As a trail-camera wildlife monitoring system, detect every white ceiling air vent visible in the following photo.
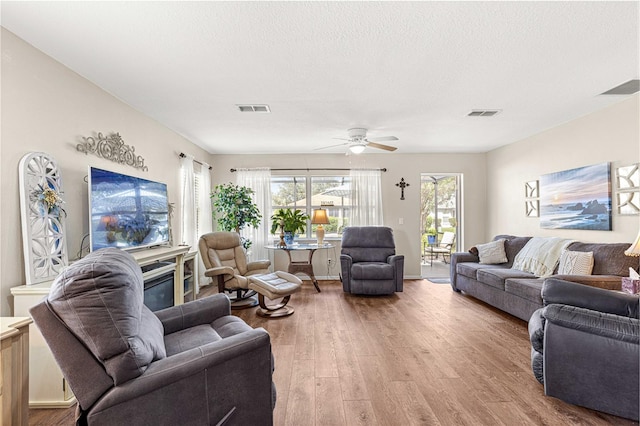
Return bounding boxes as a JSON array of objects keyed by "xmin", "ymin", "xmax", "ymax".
[
  {"xmin": 236, "ymin": 104, "xmax": 271, "ymax": 113},
  {"xmin": 467, "ymin": 109, "xmax": 501, "ymax": 117},
  {"xmin": 600, "ymin": 79, "xmax": 640, "ymax": 95}
]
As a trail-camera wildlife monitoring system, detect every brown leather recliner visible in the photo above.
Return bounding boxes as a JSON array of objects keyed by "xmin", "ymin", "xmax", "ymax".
[{"xmin": 199, "ymin": 231, "xmax": 271, "ymax": 308}]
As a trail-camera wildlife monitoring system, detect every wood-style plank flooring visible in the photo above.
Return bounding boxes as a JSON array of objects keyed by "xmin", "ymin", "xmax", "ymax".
[{"xmin": 29, "ymin": 279, "xmax": 637, "ymax": 425}]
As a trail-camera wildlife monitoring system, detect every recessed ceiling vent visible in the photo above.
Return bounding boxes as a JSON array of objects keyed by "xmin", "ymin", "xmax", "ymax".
[
  {"xmin": 467, "ymin": 109, "xmax": 501, "ymax": 117},
  {"xmin": 600, "ymin": 79, "xmax": 640, "ymax": 95},
  {"xmin": 236, "ymin": 104, "xmax": 271, "ymax": 113}
]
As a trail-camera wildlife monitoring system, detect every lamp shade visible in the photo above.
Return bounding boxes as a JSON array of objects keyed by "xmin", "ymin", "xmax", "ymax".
[
  {"xmin": 625, "ymin": 230, "xmax": 640, "ymax": 257},
  {"xmin": 311, "ymin": 208, "xmax": 330, "ymax": 224}
]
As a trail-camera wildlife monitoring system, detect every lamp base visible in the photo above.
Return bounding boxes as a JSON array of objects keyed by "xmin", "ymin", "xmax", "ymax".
[{"xmin": 316, "ymin": 225, "xmax": 325, "ymax": 245}]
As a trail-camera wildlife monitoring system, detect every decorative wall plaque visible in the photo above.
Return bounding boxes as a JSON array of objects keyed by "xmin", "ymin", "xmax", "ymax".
[
  {"xmin": 77, "ymin": 132, "xmax": 148, "ymax": 171},
  {"xmin": 19, "ymin": 152, "xmax": 69, "ymax": 285},
  {"xmin": 616, "ymin": 163, "xmax": 639, "ymax": 215}
]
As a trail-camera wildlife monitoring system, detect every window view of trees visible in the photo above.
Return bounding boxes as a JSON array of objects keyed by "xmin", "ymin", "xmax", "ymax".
[
  {"xmin": 421, "ymin": 175, "xmax": 458, "ymax": 249},
  {"xmin": 270, "ymin": 175, "xmax": 350, "ymax": 238}
]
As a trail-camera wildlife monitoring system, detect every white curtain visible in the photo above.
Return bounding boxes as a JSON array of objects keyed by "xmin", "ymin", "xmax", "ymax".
[
  {"xmin": 180, "ymin": 154, "xmax": 196, "ymax": 247},
  {"xmin": 236, "ymin": 168, "xmax": 272, "ymax": 261},
  {"xmin": 196, "ymin": 162, "xmax": 213, "ymax": 290},
  {"xmin": 349, "ymin": 169, "xmax": 384, "ymax": 226}
]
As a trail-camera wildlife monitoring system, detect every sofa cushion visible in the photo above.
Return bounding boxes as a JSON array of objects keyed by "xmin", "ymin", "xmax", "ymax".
[
  {"xmin": 457, "ymin": 262, "xmax": 506, "ymax": 280},
  {"xmin": 477, "ymin": 239, "xmax": 508, "ymax": 264},
  {"xmin": 502, "ymin": 236, "xmax": 533, "ymax": 268},
  {"xmin": 566, "ymin": 242, "xmax": 638, "ymax": 276},
  {"xmin": 48, "ymin": 248, "xmax": 166, "ymax": 385},
  {"xmin": 558, "ymin": 250, "xmax": 594, "ymax": 275},
  {"xmin": 505, "ymin": 278, "xmax": 544, "ymax": 304},
  {"xmin": 477, "ymin": 268, "xmax": 536, "ymax": 290}
]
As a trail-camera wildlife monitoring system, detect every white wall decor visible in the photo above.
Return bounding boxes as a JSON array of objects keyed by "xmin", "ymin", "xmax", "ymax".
[
  {"xmin": 19, "ymin": 152, "xmax": 69, "ymax": 285},
  {"xmin": 616, "ymin": 163, "xmax": 639, "ymax": 215},
  {"xmin": 77, "ymin": 132, "xmax": 148, "ymax": 171},
  {"xmin": 525, "ymin": 180, "xmax": 539, "ymax": 217}
]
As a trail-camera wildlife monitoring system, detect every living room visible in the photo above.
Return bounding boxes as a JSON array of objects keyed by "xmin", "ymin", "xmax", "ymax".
[{"xmin": 1, "ymin": 2, "xmax": 639, "ymax": 425}]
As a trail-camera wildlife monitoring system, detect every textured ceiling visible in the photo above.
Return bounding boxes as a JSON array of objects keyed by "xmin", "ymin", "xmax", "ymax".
[{"xmin": 1, "ymin": 1, "xmax": 638, "ymax": 155}]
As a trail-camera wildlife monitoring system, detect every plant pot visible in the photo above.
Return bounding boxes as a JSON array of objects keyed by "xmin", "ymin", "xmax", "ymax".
[
  {"xmin": 427, "ymin": 235, "xmax": 437, "ymax": 245},
  {"xmin": 283, "ymin": 231, "xmax": 295, "ymax": 246}
]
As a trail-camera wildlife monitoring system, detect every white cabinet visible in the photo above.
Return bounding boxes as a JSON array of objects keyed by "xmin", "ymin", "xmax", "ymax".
[{"xmin": 11, "ymin": 245, "xmax": 198, "ymax": 408}]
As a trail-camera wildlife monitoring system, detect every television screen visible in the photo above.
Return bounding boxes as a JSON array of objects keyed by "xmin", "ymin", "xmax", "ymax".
[{"xmin": 89, "ymin": 167, "xmax": 170, "ymax": 251}]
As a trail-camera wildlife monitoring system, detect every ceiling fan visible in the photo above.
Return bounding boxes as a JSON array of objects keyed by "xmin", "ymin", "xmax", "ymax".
[{"xmin": 316, "ymin": 128, "xmax": 398, "ymax": 154}]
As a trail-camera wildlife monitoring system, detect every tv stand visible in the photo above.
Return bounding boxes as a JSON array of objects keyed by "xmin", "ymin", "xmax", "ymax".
[{"xmin": 11, "ymin": 245, "xmax": 198, "ymax": 408}]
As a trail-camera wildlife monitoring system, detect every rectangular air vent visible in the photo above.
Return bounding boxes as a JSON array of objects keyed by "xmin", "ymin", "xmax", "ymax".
[
  {"xmin": 236, "ymin": 104, "xmax": 271, "ymax": 113},
  {"xmin": 600, "ymin": 79, "xmax": 640, "ymax": 95},
  {"xmin": 467, "ymin": 109, "xmax": 501, "ymax": 117}
]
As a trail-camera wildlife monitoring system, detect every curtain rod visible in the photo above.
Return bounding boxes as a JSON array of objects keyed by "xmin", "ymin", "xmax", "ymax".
[
  {"xmin": 179, "ymin": 153, "xmax": 212, "ymax": 170},
  {"xmin": 230, "ymin": 167, "xmax": 387, "ymax": 172}
]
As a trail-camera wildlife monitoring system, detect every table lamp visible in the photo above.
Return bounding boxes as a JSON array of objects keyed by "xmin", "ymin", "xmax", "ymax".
[
  {"xmin": 311, "ymin": 208, "xmax": 330, "ymax": 245},
  {"xmin": 625, "ymin": 230, "xmax": 640, "ymax": 257}
]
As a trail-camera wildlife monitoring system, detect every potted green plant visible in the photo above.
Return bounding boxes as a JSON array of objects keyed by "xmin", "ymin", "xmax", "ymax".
[
  {"xmin": 210, "ymin": 183, "xmax": 261, "ymax": 250},
  {"xmin": 426, "ymin": 227, "xmax": 438, "ymax": 245},
  {"xmin": 270, "ymin": 208, "xmax": 309, "ymax": 245}
]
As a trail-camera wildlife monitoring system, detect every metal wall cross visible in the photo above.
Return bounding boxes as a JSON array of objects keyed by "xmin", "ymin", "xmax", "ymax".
[{"xmin": 395, "ymin": 177, "xmax": 410, "ymax": 200}]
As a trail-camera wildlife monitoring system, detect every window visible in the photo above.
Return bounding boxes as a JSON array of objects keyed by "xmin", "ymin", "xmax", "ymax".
[{"xmin": 270, "ymin": 175, "xmax": 350, "ymax": 238}]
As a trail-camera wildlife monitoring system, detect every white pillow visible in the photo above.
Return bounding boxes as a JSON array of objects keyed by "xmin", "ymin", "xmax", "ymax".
[
  {"xmin": 477, "ymin": 239, "xmax": 508, "ymax": 264},
  {"xmin": 558, "ymin": 250, "xmax": 594, "ymax": 275}
]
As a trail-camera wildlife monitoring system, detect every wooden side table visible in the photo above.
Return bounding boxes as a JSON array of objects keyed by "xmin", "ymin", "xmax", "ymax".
[{"xmin": 1, "ymin": 317, "xmax": 32, "ymax": 426}]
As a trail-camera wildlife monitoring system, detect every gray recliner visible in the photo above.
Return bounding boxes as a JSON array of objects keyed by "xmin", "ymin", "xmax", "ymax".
[
  {"xmin": 340, "ymin": 226, "xmax": 404, "ymax": 295},
  {"xmin": 529, "ymin": 278, "xmax": 639, "ymax": 421},
  {"xmin": 30, "ymin": 248, "xmax": 275, "ymax": 426}
]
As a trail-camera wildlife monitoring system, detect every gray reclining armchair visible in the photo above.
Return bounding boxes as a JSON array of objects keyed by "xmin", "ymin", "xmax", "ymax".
[
  {"xmin": 30, "ymin": 248, "xmax": 275, "ymax": 426},
  {"xmin": 529, "ymin": 278, "xmax": 639, "ymax": 421},
  {"xmin": 340, "ymin": 226, "xmax": 404, "ymax": 295}
]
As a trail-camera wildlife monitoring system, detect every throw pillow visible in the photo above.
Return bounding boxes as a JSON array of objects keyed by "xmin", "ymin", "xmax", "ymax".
[
  {"xmin": 476, "ymin": 239, "xmax": 508, "ymax": 264},
  {"xmin": 558, "ymin": 250, "xmax": 594, "ymax": 275}
]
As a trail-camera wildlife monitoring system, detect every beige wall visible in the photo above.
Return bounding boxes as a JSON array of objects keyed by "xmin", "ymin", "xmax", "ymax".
[
  {"xmin": 486, "ymin": 94, "xmax": 640, "ymax": 243},
  {"xmin": 0, "ymin": 28, "xmax": 211, "ymax": 315},
  {"xmin": 211, "ymin": 153, "xmax": 488, "ymax": 279}
]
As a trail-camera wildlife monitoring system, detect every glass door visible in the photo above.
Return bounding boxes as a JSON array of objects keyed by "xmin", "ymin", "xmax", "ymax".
[{"xmin": 420, "ymin": 174, "xmax": 462, "ymax": 281}]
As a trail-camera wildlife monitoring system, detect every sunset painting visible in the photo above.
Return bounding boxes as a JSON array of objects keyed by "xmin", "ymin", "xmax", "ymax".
[{"xmin": 540, "ymin": 163, "xmax": 611, "ymax": 230}]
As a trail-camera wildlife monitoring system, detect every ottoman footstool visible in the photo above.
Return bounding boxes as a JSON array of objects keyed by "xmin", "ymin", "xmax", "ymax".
[{"xmin": 248, "ymin": 271, "xmax": 303, "ymax": 317}]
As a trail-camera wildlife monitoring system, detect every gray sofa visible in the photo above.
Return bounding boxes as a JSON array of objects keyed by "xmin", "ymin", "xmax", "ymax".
[
  {"xmin": 529, "ymin": 278, "xmax": 639, "ymax": 420},
  {"xmin": 450, "ymin": 235, "xmax": 638, "ymax": 322}
]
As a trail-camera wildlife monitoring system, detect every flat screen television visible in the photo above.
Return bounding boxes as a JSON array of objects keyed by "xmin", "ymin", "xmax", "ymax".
[{"xmin": 88, "ymin": 167, "xmax": 170, "ymax": 251}]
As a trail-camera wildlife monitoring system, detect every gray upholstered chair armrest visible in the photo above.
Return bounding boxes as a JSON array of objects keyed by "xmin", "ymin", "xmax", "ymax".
[
  {"xmin": 155, "ymin": 294, "xmax": 231, "ymax": 334},
  {"xmin": 450, "ymin": 252, "xmax": 479, "ymax": 292},
  {"xmin": 550, "ymin": 274, "xmax": 622, "ymax": 291},
  {"xmin": 92, "ymin": 328, "xmax": 271, "ymax": 409},
  {"xmin": 542, "ymin": 304, "xmax": 640, "ymax": 344},
  {"xmin": 247, "ymin": 260, "xmax": 271, "ymax": 272},
  {"xmin": 528, "ymin": 308, "xmax": 545, "ymax": 353},
  {"xmin": 387, "ymin": 254, "xmax": 404, "ymax": 265},
  {"xmin": 340, "ymin": 254, "xmax": 353, "ymax": 291},
  {"xmin": 542, "ymin": 278, "xmax": 640, "ymax": 318},
  {"xmin": 204, "ymin": 265, "xmax": 235, "ymax": 277}
]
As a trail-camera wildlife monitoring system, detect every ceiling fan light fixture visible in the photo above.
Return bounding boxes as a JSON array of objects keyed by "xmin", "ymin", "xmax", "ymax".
[{"xmin": 349, "ymin": 143, "xmax": 366, "ymax": 154}]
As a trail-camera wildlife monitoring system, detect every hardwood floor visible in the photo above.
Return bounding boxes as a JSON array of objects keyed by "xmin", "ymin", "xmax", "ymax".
[{"xmin": 29, "ymin": 279, "xmax": 637, "ymax": 425}]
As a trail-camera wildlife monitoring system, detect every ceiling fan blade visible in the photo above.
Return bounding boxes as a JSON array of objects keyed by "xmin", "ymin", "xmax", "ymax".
[
  {"xmin": 314, "ymin": 142, "xmax": 349, "ymax": 151},
  {"xmin": 367, "ymin": 142, "xmax": 397, "ymax": 152},
  {"xmin": 366, "ymin": 136, "xmax": 398, "ymax": 142}
]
